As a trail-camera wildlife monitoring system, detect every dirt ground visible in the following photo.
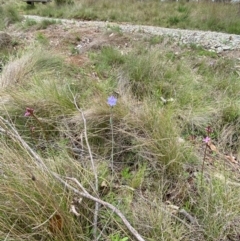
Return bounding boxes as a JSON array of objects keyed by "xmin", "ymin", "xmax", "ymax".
[
  {"xmin": 6, "ymin": 15, "xmax": 240, "ymax": 70},
  {"xmin": 10, "ymin": 22, "xmax": 137, "ymax": 67}
]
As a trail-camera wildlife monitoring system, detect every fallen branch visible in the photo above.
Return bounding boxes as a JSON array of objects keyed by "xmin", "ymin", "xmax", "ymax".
[
  {"xmin": 54, "ymin": 175, "xmax": 146, "ymax": 241},
  {"xmin": 69, "ymin": 89, "xmax": 99, "ymax": 241}
]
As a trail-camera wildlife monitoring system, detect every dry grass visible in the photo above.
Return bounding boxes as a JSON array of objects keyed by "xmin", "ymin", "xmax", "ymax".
[{"xmin": 0, "ymin": 48, "xmax": 66, "ymax": 88}]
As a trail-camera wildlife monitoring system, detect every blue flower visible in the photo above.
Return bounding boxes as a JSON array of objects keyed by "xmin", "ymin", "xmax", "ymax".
[{"xmin": 107, "ymin": 96, "xmax": 117, "ymax": 107}]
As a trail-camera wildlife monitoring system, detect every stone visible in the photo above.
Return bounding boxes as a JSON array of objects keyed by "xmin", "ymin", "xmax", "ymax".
[
  {"xmin": 216, "ymin": 47, "xmax": 223, "ymax": 53},
  {"xmin": 222, "ymin": 46, "xmax": 231, "ymax": 51}
]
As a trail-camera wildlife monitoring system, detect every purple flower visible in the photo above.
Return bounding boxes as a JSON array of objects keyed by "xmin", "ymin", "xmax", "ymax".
[
  {"xmin": 203, "ymin": 136, "xmax": 211, "ymax": 143},
  {"xmin": 107, "ymin": 96, "xmax": 117, "ymax": 107},
  {"xmin": 24, "ymin": 107, "xmax": 34, "ymax": 117}
]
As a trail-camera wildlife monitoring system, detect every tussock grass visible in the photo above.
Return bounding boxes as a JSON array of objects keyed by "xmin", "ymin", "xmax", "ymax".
[
  {"xmin": 0, "ymin": 3, "xmax": 22, "ymax": 30},
  {"xmin": 64, "ymin": 93, "xmax": 190, "ymax": 179},
  {"xmin": 192, "ymin": 176, "xmax": 240, "ymax": 241},
  {"xmin": 0, "ymin": 48, "xmax": 66, "ymax": 88},
  {"xmin": 0, "ymin": 141, "xmax": 95, "ymax": 241}
]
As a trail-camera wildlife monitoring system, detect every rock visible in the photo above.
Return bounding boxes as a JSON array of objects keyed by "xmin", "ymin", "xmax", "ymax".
[
  {"xmin": 222, "ymin": 46, "xmax": 231, "ymax": 51},
  {"xmin": 216, "ymin": 47, "xmax": 223, "ymax": 53},
  {"xmin": 0, "ymin": 32, "xmax": 11, "ymax": 48}
]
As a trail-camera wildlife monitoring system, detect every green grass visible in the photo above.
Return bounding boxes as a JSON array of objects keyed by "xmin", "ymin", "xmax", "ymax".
[
  {"xmin": 1, "ymin": 1, "xmax": 240, "ymax": 240},
  {"xmin": 18, "ymin": 0, "xmax": 240, "ymax": 34},
  {"xmin": 21, "ymin": 18, "xmax": 61, "ymax": 30},
  {"xmin": 0, "ymin": 3, "xmax": 22, "ymax": 30},
  {"xmin": 3, "ymin": 0, "xmax": 240, "ymax": 34}
]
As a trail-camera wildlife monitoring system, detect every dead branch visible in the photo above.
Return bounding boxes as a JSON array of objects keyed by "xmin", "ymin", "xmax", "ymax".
[
  {"xmin": 54, "ymin": 175, "xmax": 146, "ymax": 241},
  {"xmin": 69, "ymin": 89, "xmax": 99, "ymax": 241},
  {"xmin": 179, "ymin": 209, "xmax": 199, "ymax": 226},
  {"xmin": 70, "ymin": 205, "xmax": 81, "ymax": 217}
]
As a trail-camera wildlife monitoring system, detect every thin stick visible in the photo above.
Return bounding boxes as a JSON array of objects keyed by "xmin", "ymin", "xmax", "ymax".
[
  {"xmin": 201, "ymin": 142, "xmax": 208, "ymax": 186},
  {"xmin": 96, "ymin": 207, "xmax": 115, "ymax": 241},
  {"xmin": 0, "ymin": 117, "xmax": 49, "ymax": 172},
  {"xmin": 68, "ymin": 88, "xmax": 99, "ymax": 241},
  {"xmin": 179, "ymin": 209, "xmax": 199, "ymax": 226}
]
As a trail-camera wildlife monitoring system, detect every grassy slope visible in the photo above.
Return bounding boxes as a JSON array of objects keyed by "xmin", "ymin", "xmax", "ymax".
[
  {"xmin": 22, "ymin": 0, "xmax": 240, "ymax": 34},
  {"xmin": 0, "ymin": 1, "xmax": 240, "ymax": 241}
]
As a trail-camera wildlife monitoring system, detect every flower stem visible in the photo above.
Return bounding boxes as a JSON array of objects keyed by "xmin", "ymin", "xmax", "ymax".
[
  {"xmin": 32, "ymin": 114, "xmax": 48, "ymax": 141},
  {"xmin": 201, "ymin": 142, "xmax": 208, "ymax": 186},
  {"xmin": 110, "ymin": 108, "xmax": 114, "ymax": 173}
]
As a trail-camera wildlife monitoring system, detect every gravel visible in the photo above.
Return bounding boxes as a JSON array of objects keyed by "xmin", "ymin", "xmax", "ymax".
[{"xmin": 24, "ymin": 15, "xmax": 240, "ymax": 53}]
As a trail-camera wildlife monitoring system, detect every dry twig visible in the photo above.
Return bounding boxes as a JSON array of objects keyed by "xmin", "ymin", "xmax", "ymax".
[
  {"xmin": 69, "ymin": 89, "xmax": 99, "ymax": 240},
  {"xmin": 179, "ymin": 209, "xmax": 199, "ymax": 226},
  {"xmin": 55, "ymin": 176, "xmax": 146, "ymax": 241}
]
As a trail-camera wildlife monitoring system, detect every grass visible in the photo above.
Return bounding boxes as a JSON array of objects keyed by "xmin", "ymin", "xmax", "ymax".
[
  {"xmin": 17, "ymin": 0, "xmax": 240, "ymax": 34},
  {"xmin": 21, "ymin": 18, "xmax": 61, "ymax": 30},
  {"xmin": 1, "ymin": 1, "xmax": 240, "ymax": 240}
]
